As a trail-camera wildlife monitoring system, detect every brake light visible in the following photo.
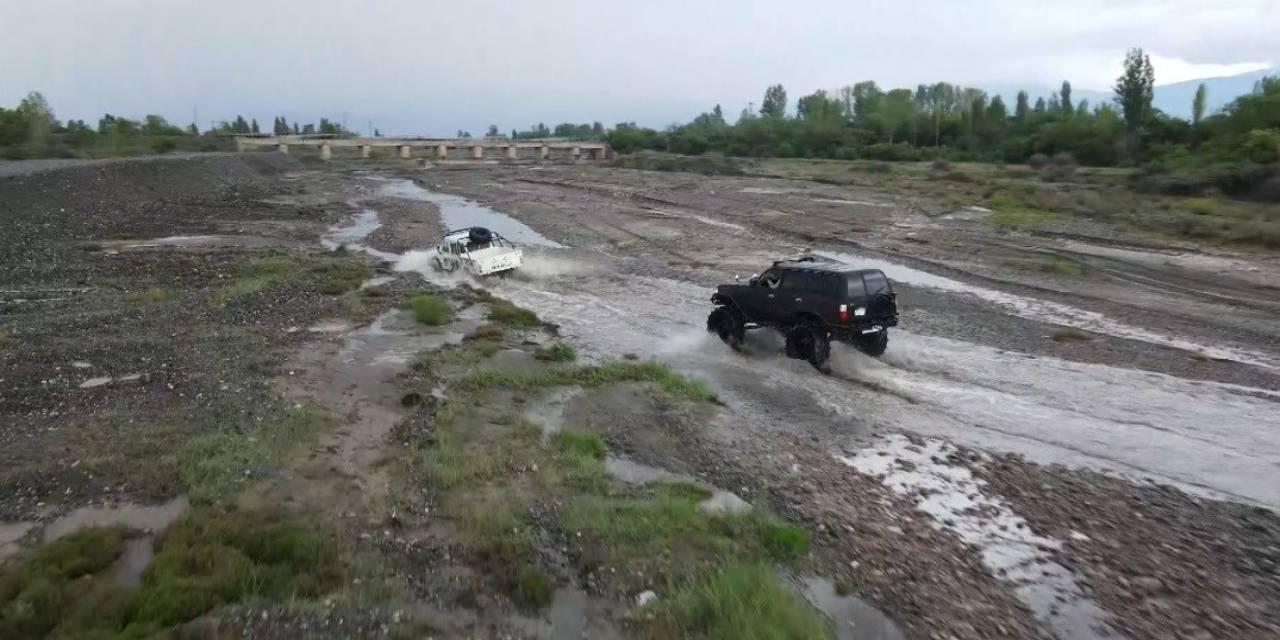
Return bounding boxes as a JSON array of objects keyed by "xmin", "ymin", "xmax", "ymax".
[{"xmin": 839, "ymin": 304, "xmax": 848, "ymax": 323}]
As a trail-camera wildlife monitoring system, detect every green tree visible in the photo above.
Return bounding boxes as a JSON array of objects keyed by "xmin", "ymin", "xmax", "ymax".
[
  {"xmin": 1061, "ymin": 81, "xmax": 1074, "ymax": 117},
  {"xmin": 760, "ymin": 84, "xmax": 787, "ymax": 119},
  {"xmin": 1015, "ymin": 91, "xmax": 1030, "ymax": 122},
  {"xmin": 251, "ymin": 118, "xmax": 260, "ymax": 134},
  {"xmin": 851, "ymin": 81, "xmax": 884, "ymax": 119},
  {"xmin": 1192, "ymin": 82, "xmax": 1207, "ymax": 125},
  {"xmin": 486, "ymin": 124, "xmax": 499, "ymax": 137},
  {"xmin": 880, "ymin": 89, "xmax": 915, "ymax": 144},
  {"xmin": 17, "ymin": 91, "xmax": 55, "ymax": 147},
  {"xmin": 1114, "ymin": 47, "xmax": 1155, "ymax": 134}
]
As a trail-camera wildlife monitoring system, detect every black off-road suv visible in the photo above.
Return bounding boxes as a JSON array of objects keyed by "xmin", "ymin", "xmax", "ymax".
[{"xmin": 706, "ymin": 256, "xmax": 898, "ymax": 371}]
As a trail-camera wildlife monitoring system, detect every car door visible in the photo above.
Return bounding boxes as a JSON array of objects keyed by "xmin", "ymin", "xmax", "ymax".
[
  {"xmin": 775, "ymin": 270, "xmax": 809, "ymax": 324},
  {"xmin": 737, "ymin": 268, "xmax": 783, "ymax": 324}
]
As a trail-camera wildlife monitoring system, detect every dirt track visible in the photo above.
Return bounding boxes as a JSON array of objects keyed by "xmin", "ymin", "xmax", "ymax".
[{"xmin": 2, "ymin": 153, "xmax": 1278, "ymax": 639}]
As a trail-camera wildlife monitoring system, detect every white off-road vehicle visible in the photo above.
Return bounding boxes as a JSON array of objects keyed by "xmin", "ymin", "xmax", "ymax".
[{"xmin": 433, "ymin": 227, "xmax": 523, "ymax": 276}]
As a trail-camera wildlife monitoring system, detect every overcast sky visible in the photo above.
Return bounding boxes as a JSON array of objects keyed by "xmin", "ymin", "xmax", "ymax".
[{"xmin": 2, "ymin": 0, "xmax": 1276, "ymax": 135}]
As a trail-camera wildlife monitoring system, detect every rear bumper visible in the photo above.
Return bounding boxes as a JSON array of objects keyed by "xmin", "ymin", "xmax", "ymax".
[{"xmin": 831, "ymin": 315, "xmax": 898, "ymax": 339}]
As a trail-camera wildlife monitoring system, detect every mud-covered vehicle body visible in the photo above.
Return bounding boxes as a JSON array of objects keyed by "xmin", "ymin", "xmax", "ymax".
[
  {"xmin": 433, "ymin": 227, "xmax": 523, "ymax": 276},
  {"xmin": 707, "ymin": 256, "xmax": 898, "ymax": 371}
]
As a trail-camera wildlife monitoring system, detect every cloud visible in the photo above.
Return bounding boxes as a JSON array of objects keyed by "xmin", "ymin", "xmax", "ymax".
[{"xmin": 1, "ymin": 0, "xmax": 1276, "ymax": 132}]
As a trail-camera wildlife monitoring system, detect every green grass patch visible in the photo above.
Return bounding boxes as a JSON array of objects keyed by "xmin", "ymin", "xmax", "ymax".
[
  {"xmin": 563, "ymin": 489, "xmax": 807, "ymax": 566},
  {"xmin": 316, "ymin": 261, "xmax": 372, "ymax": 295},
  {"xmin": 512, "ymin": 565, "xmax": 554, "ymax": 610},
  {"xmin": 555, "ymin": 429, "xmax": 606, "ymax": 460},
  {"xmin": 178, "ymin": 403, "xmax": 331, "ymax": 502},
  {"xmin": 0, "ymin": 509, "xmax": 340, "ymax": 639},
  {"xmin": 422, "ymin": 430, "xmax": 512, "ymax": 489},
  {"xmin": 487, "ymin": 297, "xmax": 541, "ymax": 328},
  {"xmin": 988, "ymin": 206, "xmax": 1053, "ymax": 230},
  {"xmin": 1051, "ymin": 328, "xmax": 1090, "ymax": 342},
  {"xmin": 660, "ymin": 562, "xmax": 833, "ymax": 640},
  {"xmin": 451, "ymin": 499, "xmax": 555, "ymax": 610},
  {"xmin": 410, "ymin": 292, "xmax": 451, "ymax": 326},
  {"xmin": 215, "ymin": 254, "xmax": 373, "ymax": 304},
  {"xmin": 1037, "ymin": 258, "xmax": 1086, "ymax": 277},
  {"xmin": 216, "ymin": 255, "xmax": 303, "ymax": 303},
  {"xmin": 534, "ymin": 342, "xmax": 577, "ymax": 362},
  {"xmin": 458, "ymin": 360, "xmax": 718, "ymax": 404}
]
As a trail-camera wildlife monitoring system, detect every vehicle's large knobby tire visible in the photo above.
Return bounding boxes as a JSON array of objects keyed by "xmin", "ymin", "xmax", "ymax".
[
  {"xmin": 786, "ymin": 320, "xmax": 831, "ymax": 373},
  {"xmin": 706, "ymin": 307, "xmax": 745, "ymax": 350},
  {"xmin": 855, "ymin": 330, "xmax": 889, "ymax": 357}
]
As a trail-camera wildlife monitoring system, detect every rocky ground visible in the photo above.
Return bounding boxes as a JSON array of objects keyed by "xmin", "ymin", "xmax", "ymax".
[{"xmin": 1, "ymin": 152, "xmax": 1278, "ymax": 639}]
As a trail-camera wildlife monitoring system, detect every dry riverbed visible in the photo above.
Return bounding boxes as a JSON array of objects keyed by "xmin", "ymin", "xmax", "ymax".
[{"xmin": 1, "ymin": 152, "xmax": 1277, "ymax": 639}]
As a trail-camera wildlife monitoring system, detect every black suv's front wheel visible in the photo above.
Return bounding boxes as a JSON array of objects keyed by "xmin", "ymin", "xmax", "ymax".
[
  {"xmin": 707, "ymin": 306, "xmax": 744, "ymax": 350},
  {"xmin": 786, "ymin": 320, "xmax": 831, "ymax": 373}
]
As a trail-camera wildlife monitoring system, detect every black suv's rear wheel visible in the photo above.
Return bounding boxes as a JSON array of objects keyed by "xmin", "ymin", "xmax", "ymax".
[
  {"xmin": 786, "ymin": 320, "xmax": 831, "ymax": 373},
  {"xmin": 854, "ymin": 329, "xmax": 889, "ymax": 357},
  {"xmin": 706, "ymin": 307, "xmax": 744, "ymax": 350}
]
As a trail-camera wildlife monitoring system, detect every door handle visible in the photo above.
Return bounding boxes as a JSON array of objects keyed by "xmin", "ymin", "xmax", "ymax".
[
  {"xmin": 767, "ymin": 294, "xmax": 774, "ymax": 299},
  {"xmin": 795, "ymin": 298, "xmax": 802, "ymax": 302}
]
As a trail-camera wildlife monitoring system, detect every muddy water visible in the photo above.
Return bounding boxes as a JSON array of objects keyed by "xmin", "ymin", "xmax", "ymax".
[
  {"xmin": 44, "ymin": 495, "xmax": 189, "ymax": 541},
  {"xmin": 338, "ymin": 178, "xmax": 1279, "ymax": 514},
  {"xmin": 0, "ymin": 521, "xmax": 35, "ymax": 563},
  {"xmin": 605, "ymin": 456, "xmax": 751, "ymax": 514},
  {"xmin": 814, "ymin": 249, "xmax": 1277, "ymax": 370},
  {"xmin": 109, "ymin": 537, "xmax": 155, "ymax": 587},
  {"xmin": 474, "ymin": 262, "xmax": 1280, "ymax": 508},
  {"xmin": 799, "ymin": 576, "xmax": 906, "ymax": 640},
  {"xmin": 375, "ymin": 179, "xmax": 565, "ymax": 248}
]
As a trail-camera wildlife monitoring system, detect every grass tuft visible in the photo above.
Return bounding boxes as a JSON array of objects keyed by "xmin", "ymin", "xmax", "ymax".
[
  {"xmin": 556, "ymin": 430, "xmax": 606, "ymax": 460},
  {"xmin": 0, "ymin": 509, "xmax": 340, "ymax": 638},
  {"xmin": 660, "ymin": 562, "xmax": 833, "ymax": 640},
  {"xmin": 487, "ymin": 298, "xmax": 541, "ymax": 328},
  {"xmin": 1051, "ymin": 328, "xmax": 1090, "ymax": 342},
  {"xmin": 1037, "ymin": 258, "xmax": 1086, "ymax": 277},
  {"xmin": 457, "ymin": 360, "xmax": 718, "ymax": 404},
  {"xmin": 178, "ymin": 403, "xmax": 331, "ymax": 501},
  {"xmin": 410, "ymin": 293, "xmax": 451, "ymax": 326},
  {"xmin": 512, "ymin": 565, "xmax": 555, "ymax": 610},
  {"xmin": 534, "ymin": 342, "xmax": 577, "ymax": 362}
]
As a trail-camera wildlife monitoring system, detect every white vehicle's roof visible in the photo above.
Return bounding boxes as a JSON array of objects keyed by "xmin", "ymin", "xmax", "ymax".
[{"xmin": 443, "ymin": 230, "xmax": 472, "ymax": 241}]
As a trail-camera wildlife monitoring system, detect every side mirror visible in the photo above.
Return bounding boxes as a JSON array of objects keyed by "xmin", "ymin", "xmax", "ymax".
[{"xmin": 733, "ymin": 274, "xmax": 741, "ymax": 282}]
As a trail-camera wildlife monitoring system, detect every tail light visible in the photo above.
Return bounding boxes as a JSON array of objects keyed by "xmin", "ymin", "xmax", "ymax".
[{"xmin": 839, "ymin": 304, "xmax": 848, "ymax": 323}]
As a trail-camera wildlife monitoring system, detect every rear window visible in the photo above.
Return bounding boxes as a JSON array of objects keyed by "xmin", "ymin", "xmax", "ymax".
[{"xmin": 862, "ymin": 271, "xmax": 890, "ymax": 295}]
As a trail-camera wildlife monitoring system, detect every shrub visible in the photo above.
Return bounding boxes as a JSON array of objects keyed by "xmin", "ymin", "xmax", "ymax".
[
  {"xmin": 931, "ymin": 159, "xmax": 953, "ymax": 172},
  {"xmin": 151, "ymin": 138, "xmax": 178, "ymax": 154},
  {"xmin": 411, "ymin": 293, "xmax": 451, "ymax": 326},
  {"xmin": 1027, "ymin": 153, "xmax": 1050, "ymax": 169},
  {"xmin": 534, "ymin": 342, "xmax": 576, "ymax": 362},
  {"xmin": 862, "ymin": 142, "xmax": 917, "ymax": 162}
]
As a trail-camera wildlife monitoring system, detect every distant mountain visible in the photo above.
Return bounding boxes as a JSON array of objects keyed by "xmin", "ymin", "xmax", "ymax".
[
  {"xmin": 1152, "ymin": 68, "xmax": 1276, "ymax": 119},
  {"xmin": 984, "ymin": 67, "xmax": 1276, "ymax": 121}
]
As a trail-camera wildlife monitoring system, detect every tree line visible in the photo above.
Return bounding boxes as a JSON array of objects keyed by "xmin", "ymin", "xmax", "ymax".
[
  {"xmin": 606, "ymin": 49, "xmax": 1279, "ymax": 197},
  {"xmin": 0, "ymin": 95, "xmax": 357, "ymax": 159}
]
